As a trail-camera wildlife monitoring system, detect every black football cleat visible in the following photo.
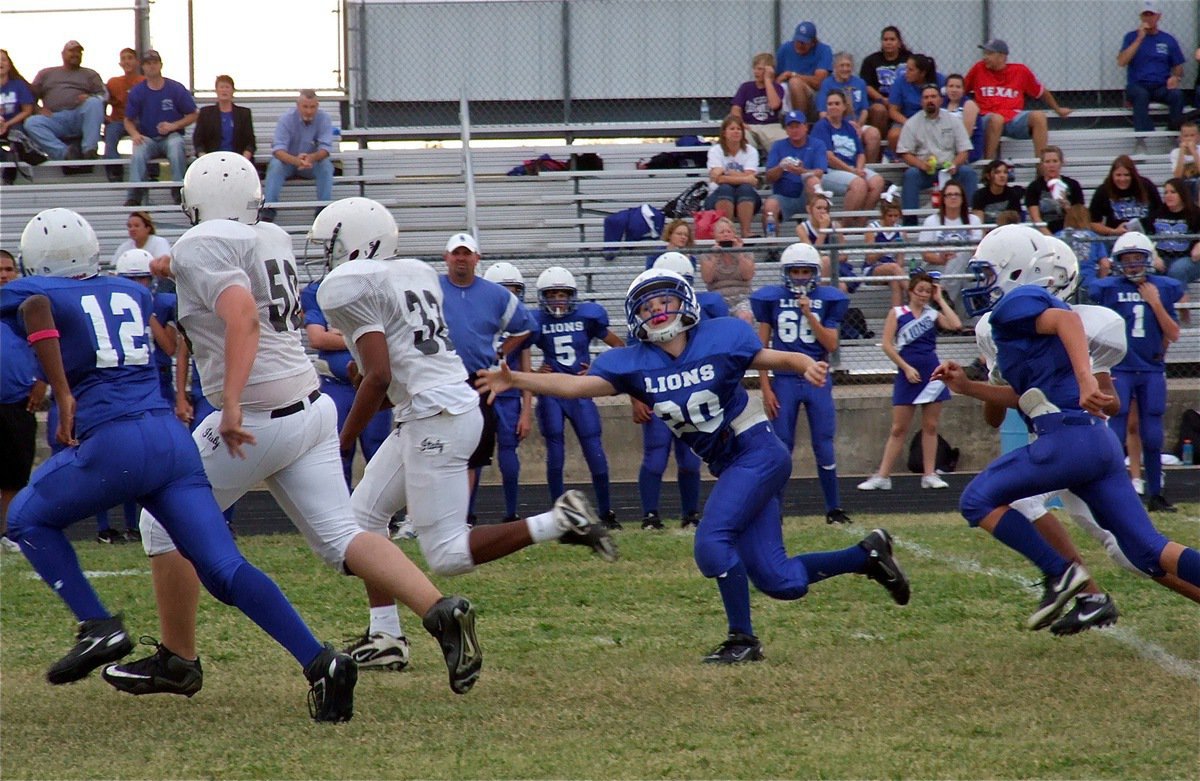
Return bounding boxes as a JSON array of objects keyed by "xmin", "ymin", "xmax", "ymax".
[
  {"xmin": 304, "ymin": 643, "xmax": 357, "ymax": 723},
  {"xmin": 102, "ymin": 636, "xmax": 202, "ymax": 696},
  {"xmin": 859, "ymin": 528, "xmax": 910, "ymax": 606},
  {"xmin": 47, "ymin": 614, "xmax": 133, "ymax": 685},
  {"xmin": 1050, "ymin": 593, "xmax": 1119, "ymax": 636},
  {"xmin": 825, "ymin": 508, "xmax": 852, "ymax": 525},
  {"xmin": 1027, "ymin": 562, "xmax": 1090, "ymax": 631},
  {"xmin": 701, "ymin": 632, "xmax": 764, "ymax": 664},
  {"xmin": 422, "ymin": 596, "xmax": 483, "ymax": 695}
]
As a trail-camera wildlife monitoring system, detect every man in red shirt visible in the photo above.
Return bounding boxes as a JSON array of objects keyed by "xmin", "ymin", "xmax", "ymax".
[{"xmin": 962, "ymin": 39, "xmax": 1071, "ymax": 161}]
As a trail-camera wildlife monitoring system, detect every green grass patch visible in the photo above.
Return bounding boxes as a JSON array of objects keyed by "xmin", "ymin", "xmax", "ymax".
[{"xmin": 2, "ymin": 508, "xmax": 1197, "ymax": 779}]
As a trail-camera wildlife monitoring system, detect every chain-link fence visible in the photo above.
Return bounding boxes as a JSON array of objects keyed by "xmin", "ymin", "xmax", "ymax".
[{"xmin": 347, "ymin": 0, "xmax": 1200, "ymax": 130}]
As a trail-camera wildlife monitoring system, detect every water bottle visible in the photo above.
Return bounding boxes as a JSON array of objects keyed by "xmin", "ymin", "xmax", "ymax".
[
  {"xmin": 700, "ymin": 99, "xmax": 710, "ymax": 122},
  {"xmin": 1183, "ymin": 439, "xmax": 1194, "ymax": 465},
  {"xmin": 331, "ymin": 125, "xmax": 341, "ymax": 150},
  {"xmin": 765, "ymin": 210, "xmax": 777, "ymax": 238}
]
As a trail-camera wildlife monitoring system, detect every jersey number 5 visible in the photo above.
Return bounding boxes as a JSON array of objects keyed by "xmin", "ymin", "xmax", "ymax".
[
  {"xmin": 80, "ymin": 292, "xmax": 151, "ymax": 368},
  {"xmin": 265, "ymin": 258, "xmax": 302, "ymax": 332}
]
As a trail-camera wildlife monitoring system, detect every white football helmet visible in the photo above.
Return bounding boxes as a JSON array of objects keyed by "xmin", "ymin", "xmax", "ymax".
[
  {"xmin": 114, "ymin": 248, "xmax": 155, "ymax": 277},
  {"xmin": 181, "ymin": 152, "xmax": 263, "ymax": 225},
  {"xmin": 309, "ymin": 197, "xmax": 399, "ymax": 268},
  {"xmin": 780, "ymin": 243, "xmax": 822, "ymax": 294},
  {"xmin": 962, "ymin": 224, "xmax": 1078, "ymax": 316},
  {"xmin": 536, "ymin": 266, "xmax": 578, "ymax": 317},
  {"xmin": 19, "ymin": 208, "xmax": 100, "ymax": 279},
  {"xmin": 651, "ymin": 252, "xmax": 696, "ymax": 284},
  {"xmin": 1111, "ymin": 231, "xmax": 1155, "ymax": 282},
  {"xmin": 625, "ymin": 268, "xmax": 700, "ymax": 343},
  {"xmin": 1043, "ymin": 236, "xmax": 1081, "ymax": 301},
  {"xmin": 483, "ymin": 261, "xmax": 526, "ymax": 299}
]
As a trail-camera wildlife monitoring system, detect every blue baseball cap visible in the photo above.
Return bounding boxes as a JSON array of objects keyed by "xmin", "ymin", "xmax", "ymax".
[
  {"xmin": 793, "ymin": 21, "xmax": 816, "ymax": 44},
  {"xmin": 783, "ymin": 110, "xmax": 806, "ymax": 126}
]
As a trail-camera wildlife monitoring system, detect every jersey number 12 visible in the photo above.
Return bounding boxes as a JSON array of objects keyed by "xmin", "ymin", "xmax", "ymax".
[{"xmin": 80, "ymin": 292, "xmax": 151, "ymax": 368}]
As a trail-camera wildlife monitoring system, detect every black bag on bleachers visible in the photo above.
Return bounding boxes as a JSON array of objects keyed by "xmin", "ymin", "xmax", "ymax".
[
  {"xmin": 907, "ymin": 433, "xmax": 960, "ymax": 474},
  {"xmin": 664, "ymin": 180, "xmax": 708, "ymax": 218},
  {"xmin": 838, "ymin": 307, "xmax": 873, "ymax": 340},
  {"xmin": 571, "ymin": 152, "xmax": 604, "ymax": 171},
  {"xmin": 646, "ymin": 149, "xmax": 708, "ymax": 170},
  {"xmin": 1174, "ymin": 408, "xmax": 1200, "ymax": 464}
]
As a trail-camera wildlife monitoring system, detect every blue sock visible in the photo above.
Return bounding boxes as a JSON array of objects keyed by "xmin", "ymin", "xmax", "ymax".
[
  {"xmin": 638, "ymin": 466, "xmax": 661, "ymax": 516},
  {"xmin": 122, "ymin": 502, "xmax": 139, "ymax": 530},
  {"xmin": 1175, "ymin": 547, "xmax": 1200, "ymax": 588},
  {"xmin": 990, "ymin": 508, "xmax": 1069, "ymax": 578},
  {"xmin": 591, "ymin": 472, "xmax": 611, "ymax": 516},
  {"xmin": 229, "ymin": 564, "xmax": 324, "ymax": 667},
  {"xmin": 797, "ymin": 544, "xmax": 869, "ymax": 585},
  {"xmin": 715, "ymin": 561, "xmax": 753, "ymax": 637},
  {"xmin": 497, "ymin": 447, "xmax": 520, "ymax": 517},
  {"xmin": 817, "ymin": 466, "xmax": 841, "ymax": 511},
  {"xmin": 678, "ymin": 469, "xmax": 701, "ymax": 516},
  {"xmin": 95, "ymin": 508, "xmax": 110, "ymax": 532},
  {"xmin": 467, "ymin": 468, "xmax": 481, "ymax": 518},
  {"xmin": 547, "ymin": 467, "xmax": 564, "ymax": 502},
  {"xmin": 1145, "ymin": 448, "xmax": 1164, "ymax": 496},
  {"xmin": 19, "ymin": 525, "xmax": 108, "ymax": 621}
]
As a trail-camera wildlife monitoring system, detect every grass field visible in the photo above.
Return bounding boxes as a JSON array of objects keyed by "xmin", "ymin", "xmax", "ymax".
[{"xmin": 1, "ymin": 507, "xmax": 1197, "ymax": 780}]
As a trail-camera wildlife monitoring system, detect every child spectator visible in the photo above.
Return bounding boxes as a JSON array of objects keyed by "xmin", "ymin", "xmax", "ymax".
[
  {"xmin": 971, "ymin": 159, "xmax": 1025, "ymax": 227},
  {"xmin": 103, "ymin": 48, "xmax": 142, "ymax": 183},
  {"xmin": 1169, "ymin": 120, "xmax": 1199, "ymax": 201},
  {"xmin": 730, "ymin": 53, "xmax": 789, "ymax": 156},
  {"xmin": 1057, "ymin": 204, "xmax": 1110, "ymax": 296},
  {"xmin": 865, "ymin": 193, "xmax": 909, "ymax": 306}
]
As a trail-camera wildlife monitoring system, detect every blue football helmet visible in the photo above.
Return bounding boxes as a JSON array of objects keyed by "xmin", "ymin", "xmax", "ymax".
[
  {"xmin": 780, "ymin": 243, "xmax": 822, "ymax": 295},
  {"xmin": 625, "ymin": 268, "xmax": 700, "ymax": 343}
]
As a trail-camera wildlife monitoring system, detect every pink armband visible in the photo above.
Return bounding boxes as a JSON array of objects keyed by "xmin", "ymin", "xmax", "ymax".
[{"xmin": 27, "ymin": 329, "xmax": 61, "ymax": 344}]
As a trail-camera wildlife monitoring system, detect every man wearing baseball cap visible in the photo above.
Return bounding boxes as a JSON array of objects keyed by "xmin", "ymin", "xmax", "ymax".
[
  {"xmin": 1117, "ymin": 0, "xmax": 1186, "ymax": 132},
  {"xmin": 438, "ymin": 233, "xmax": 535, "ymax": 519},
  {"xmin": 23, "ymin": 40, "xmax": 106, "ymax": 161},
  {"xmin": 774, "ymin": 21, "xmax": 832, "ymax": 122},
  {"xmin": 962, "ymin": 38, "xmax": 1071, "ymax": 161},
  {"xmin": 763, "ymin": 111, "xmax": 828, "ymax": 224},
  {"xmin": 123, "ymin": 49, "xmax": 198, "ymax": 207}
]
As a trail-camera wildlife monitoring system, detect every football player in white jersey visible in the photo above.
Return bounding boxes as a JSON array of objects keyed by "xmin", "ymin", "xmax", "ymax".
[
  {"xmin": 104, "ymin": 154, "xmax": 484, "ymax": 701},
  {"xmin": 308, "ymin": 198, "xmax": 618, "ymax": 669},
  {"xmin": 938, "ymin": 226, "xmax": 1200, "ymax": 633}
]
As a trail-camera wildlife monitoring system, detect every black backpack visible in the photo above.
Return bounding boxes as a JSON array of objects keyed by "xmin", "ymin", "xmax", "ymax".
[
  {"xmin": 907, "ymin": 433, "xmax": 960, "ymax": 474},
  {"xmin": 663, "ymin": 180, "xmax": 708, "ymax": 218}
]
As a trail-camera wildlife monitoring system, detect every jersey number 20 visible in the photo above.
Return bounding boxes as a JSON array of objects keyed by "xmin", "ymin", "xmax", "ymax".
[{"xmin": 654, "ymin": 389, "xmax": 724, "ymax": 434}]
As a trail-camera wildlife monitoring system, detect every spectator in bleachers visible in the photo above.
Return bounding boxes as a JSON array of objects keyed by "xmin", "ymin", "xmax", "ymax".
[
  {"xmin": 1058, "ymin": 204, "xmax": 1110, "ymax": 296},
  {"xmin": 860, "ymin": 26, "xmax": 911, "ymax": 143},
  {"xmin": 644, "ymin": 218, "xmax": 696, "ymax": 269},
  {"xmin": 1024, "ymin": 145, "xmax": 1084, "ymax": 235},
  {"xmin": 730, "ymin": 53, "xmax": 788, "ymax": 157},
  {"xmin": 863, "ymin": 193, "xmax": 908, "ymax": 306},
  {"xmin": 856, "ymin": 271, "xmax": 961, "ymax": 492},
  {"xmin": 110, "ymin": 210, "xmax": 172, "ymax": 267},
  {"xmin": 262, "ymin": 89, "xmax": 335, "ymax": 222},
  {"xmin": 796, "ymin": 192, "xmax": 851, "ymax": 292},
  {"xmin": 123, "ymin": 50, "xmax": 197, "ymax": 207},
  {"xmin": 943, "ymin": 74, "xmax": 983, "ymax": 163},
  {"xmin": 774, "ymin": 21, "xmax": 832, "ymax": 122},
  {"xmin": 193, "ymin": 74, "xmax": 256, "ymax": 159},
  {"xmin": 896, "ymin": 84, "xmax": 977, "ymax": 222},
  {"xmin": 918, "ymin": 180, "xmax": 982, "ymax": 314},
  {"xmin": 971, "ymin": 159, "xmax": 1025, "ymax": 227},
  {"xmin": 763, "ymin": 111, "xmax": 827, "ymax": 230},
  {"xmin": 23, "ymin": 40, "xmax": 105, "ymax": 162},
  {"xmin": 103, "ymin": 48, "xmax": 142, "ymax": 183},
  {"xmin": 886, "ymin": 54, "xmax": 943, "ymax": 159},
  {"xmin": 1088, "ymin": 154, "xmax": 1163, "ymax": 240},
  {"xmin": 1117, "ymin": 0, "xmax": 1185, "ymax": 133},
  {"xmin": 962, "ymin": 38, "xmax": 1071, "ymax": 161},
  {"xmin": 1169, "ymin": 120, "xmax": 1199, "ymax": 200},
  {"xmin": 1151, "ymin": 178, "xmax": 1200, "ymax": 276},
  {"xmin": 699, "ymin": 216, "xmax": 755, "ymax": 323},
  {"xmin": 705, "ymin": 114, "xmax": 760, "ymax": 238},
  {"xmin": 811, "ymin": 90, "xmax": 885, "ymax": 225},
  {"xmin": 814, "ymin": 52, "xmax": 881, "ymax": 163},
  {"xmin": 0, "ymin": 50, "xmax": 35, "ymax": 186}
]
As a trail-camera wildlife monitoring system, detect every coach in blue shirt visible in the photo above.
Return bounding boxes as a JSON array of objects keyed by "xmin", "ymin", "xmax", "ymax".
[
  {"xmin": 439, "ymin": 232, "xmax": 534, "ymax": 498},
  {"xmin": 122, "ymin": 50, "xmax": 197, "ymax": 207},
  {"xmin": 1117, "ymin": 0, "xmax": 1185, "ymax": 132},
  {"xmin": 262, "ymin": 89, "xmax": 334, "ymax": 222}
]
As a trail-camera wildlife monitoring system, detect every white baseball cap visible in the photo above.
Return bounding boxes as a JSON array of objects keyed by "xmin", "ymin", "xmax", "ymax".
[
  {"xmin": 445, "ymin": 232, "xmax": 479, "ymax": 254},
  {"xmin": 1141, "ymin": 0, "xmax": 1162, "ymax": 14}
]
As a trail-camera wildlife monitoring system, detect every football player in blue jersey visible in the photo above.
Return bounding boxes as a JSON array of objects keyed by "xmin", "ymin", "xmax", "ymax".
[
  {"xmin": 528, "ymin": 266, "xmax": 625, "ymax": 527},
  {"xmin": 477, "ymin": 268, "xmax": 910, "ymax": 663},
  {"xmin": 751, "ymin": 243, "xmax": 851, "ymax": 524},
  {"xmin": 482, "ymin": 261, "xmax": 535, "ymax": 522},
  {"xmin": 1087, "ymin": 232, "xmax": 1184, "ymax": 513},
  {"xmin": 3, "ymin": 208, "xmax": 357, "ymax": 720},
  {"xmin": 633, "ymin": 252, "xmax": 728, "ymax": 530},
  {"xmin": 300, "ymin": 203, "xmax": 395, "ymax": 487},
  {"xmin": 934, "ymin": 225, "xmax": 1200, "ymax": 629}
]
